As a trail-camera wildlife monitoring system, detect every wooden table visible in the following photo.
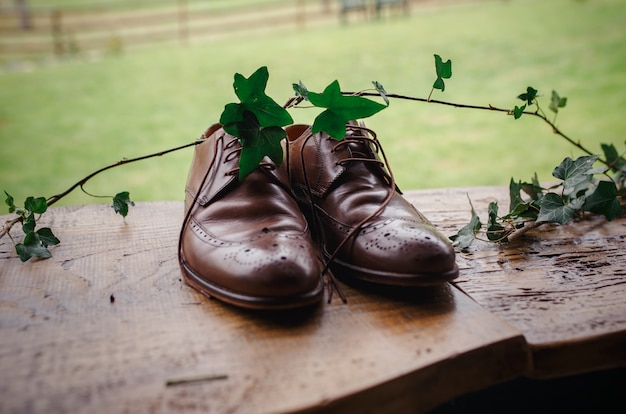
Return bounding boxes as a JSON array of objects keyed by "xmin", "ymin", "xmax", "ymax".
[{"xmin": 1, "ymin": 187, "xmax": 625, "ymax": 413}]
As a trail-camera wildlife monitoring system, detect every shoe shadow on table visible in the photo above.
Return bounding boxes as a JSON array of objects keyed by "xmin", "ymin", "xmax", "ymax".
[
  {"xmin": 335, "ymin": 276, "xmax": 457, "ymax": 311},
  {"xmin": 196, "ymin": 279, "xmax": 456, "ymax": 332}
]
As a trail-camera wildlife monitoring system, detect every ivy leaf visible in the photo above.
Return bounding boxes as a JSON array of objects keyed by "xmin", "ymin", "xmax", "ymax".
[
  {"xmin": 230, "ymin": 66, "xmax": 293, "ymax": 128},
  {"xmin": 16, "ymin": 232, "xmax": 52, "ymax": 262},
  {"xmin": 504, "ymin": 201, "xmax": 538, "ymax": 220},
  {"xmin": 509, "ymin": 178, "xmax": 525, "ymax": 213},
  {"xmin": 232, "ymin": 67, "xmax": 266, "ymax": 102},
  {"xmin": 219, "ymin": 102, "xmax": 245, "ymax": 128},
  {"xmin": 372, "ymin": 80, "xmax": 389, "ymax": 106},
  {"xmin": 517, "ymin": 86, "xmax": 538, "ymax": 106},
  {"xmin": 310, "ymin": 110, "xmax": 348, "ymax": 141},
  {"xmin": 522, "ymin": 173, "xmax": 543, "ymax": 200},
  {"xmin": 36, "ymin": 227, "xmax": 60, "ymax": 247},
  {"xmin": 506, "ymin": 179, "xmax": 538, "ymax": 220},
  {"xmin": 22, "ymin": 213, "xmax": 36, "ymax": 234},
  {"xmin": 549, "ymin": 90, "xmax": 567, "ymax": 114},
  {"xmin": 536, "ymin": 192, "xmax": 583, "ymax": 224},
  {"xmin": 308, "ymin": 80, "xmax": 387, "ymax": 140},
  {"xmin": 15, "ymin": 243, "xmax": 33, "ymax": 262},
  {"xmin": 552, "ymin": 155, "xmax": 601, "ymax": 197},
  {"xmin": 582, "ymin": 180, "xmax": 622, "ymax": 221},
  {"xmin": 450, "ymin": 196, "xmax": 482, "ymax": 249},
  {"xmin": 433, "ymin": 54, "xmax": 452, "ymax": 92},
  {"xmin": 487, "ymin": 202, "xmax": 508, "ymax": 242},
  {"xmin": 293, "ymin": 81, "xmax": 309, "ymax": 101},
  {"xmin": 237, "ymin": 123, "xmax": 286, "ymax": 181},
  {"xmin": 602, "ymin": 143, "xmax": 626, "ymax": 171},
  {"xmin": 112, "ymin": 191, "xmax": 134, "ymax": 217},
  {"xmin": 220, "ymin": 67, "xmax": 293, "ymax": 180},
  {"xmin": 513, "ymin": 104, "xmax": 526, "ymax": 119},
  {"xmin": 24, "ymin": 196, "xmax": 47, "ymax": 215},
  {"xmin": 4, "ymin": 191, "xmax": 16, "ymax": 213}
]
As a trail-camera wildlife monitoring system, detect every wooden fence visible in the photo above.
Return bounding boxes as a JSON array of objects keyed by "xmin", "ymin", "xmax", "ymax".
[
  {"xmin": 0, "ymin": 0, "xmax": 335, "ymax": 60},
  {"xmin": 0, "ymin": 0, "xmax": 421, "ymax": 61}
]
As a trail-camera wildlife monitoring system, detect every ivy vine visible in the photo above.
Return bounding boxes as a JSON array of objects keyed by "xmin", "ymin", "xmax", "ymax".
[{"xmin": 2, "ymin": 55, "xmax": 624, "ymax": 261}]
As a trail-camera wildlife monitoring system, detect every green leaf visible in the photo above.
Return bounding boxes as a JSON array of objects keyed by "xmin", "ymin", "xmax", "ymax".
[
  {"xmin": 549, "ymin": 90, "xmax": 567, "ymax": 114},
  {"xmin": 582, "ymin": 180, "xmax": 622, "ymax": 221},
  {"xmin": 230, "ymin": 66, "xmax": 293, "ymax": 128},
  {"xmin": 36, "ymin": 227, "xmax": 60, "ymax": 247},
  {"xmin": 504, "ymin": 201, "xmax": 538, "ymax": 220},
  {"xmin": 552, "ymin": 155, "xmax": 601, "ymax": 197},
  {"xmin": 4, "ymin": 191, "xmax": 15, "ymax": 213},
  {"xmin": 15, "ymin": 243, "xmax": 32, "ymax": 262},
  {"xmin": 486, "ymin": 202, "xmax": 508, "ymax": 241},
  {"xmin": 432, "ymin": 54, "xmax": 452, "ymax": 92},
  {"xmin": 219, "ymin": 102, "xmax": 245, "ymax": 127},
  {"xmin": 24, "ymin": 196, "xmax": 47, "ymax": 214},
  {"xmin": 308, "ymin": 80, "xmax": 387, "ymax": 140},
  {"xmin": 507, "ymin": 178, "xmax": 541, "ymax": 219},
  {"xmin": 17, "ymin": 232, "xmax": 52, "ymax": 262},
  {"xmin": 22, "ymin": 213, "xmax": 35, "ymax": 234},
  {"xmin": 523, "ymin": 173, "xmax": 543, "ymax": 200},
  {"xmin": 112, "ymin": 191, "xmax": 134, "ymax": 217},
  {"xmin": 293, "ymin": 81, "xmax": 309, "ymax": 101},
  {"xmin": 372, "ymin": 81, "xmax": 389, "ymax": 106},
  {"xmin": 536, "ymin": 192, "xmax": 583, "ymax": 224},
  {"xmin": 219, "ymin": 67, "xmax": 294, "ymax": 180},
  {"xmin": 237, "ymin": 124, "xmax": 286, "ymax": 181},
  {"xmin": 509, "ymin": 178, "xmax": 524, "ymax": 213},
  {"xmin": 450, "ymin": 197, "xmax": 482, "ymax": 249},
  {"xmin": 232, "ymin": 66, "xmax": 268, "ymax": 103},
  {"xmin": 513, "ymin": 104, "xmax": 526, "ymax": 119},
  {"xmin": 517, "ymin": 86, "xmax": 538, "ymax": 106},
  {"xmin": 602, "ymin": 143, "xmax": 626, "ymax": 171},
  {"xmin": 433, "ymin": 77, "xmax": 446, "ymax": 92},
  {"xmin": 434, "ymin": 54, "xmax": 452, "ymax": 77},
  {"xmin": 222, "ymin": 109, "xmax": 288, "ymax": 181},
  {"xmin": 310, "ymin": 110, "xmax": 348, "ymax": 141}
]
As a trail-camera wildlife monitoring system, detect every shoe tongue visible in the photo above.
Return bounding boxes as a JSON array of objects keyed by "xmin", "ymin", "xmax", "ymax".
[
  {"xmin": 288, "ymin": 124, "xmax": 392, "ymax": 199},
  {"xmin": 192, "ymin": 126, "xmax": 293, "ymax": 207},
  {"xmin": 344, "ymin": 129, "xmax": 376, "ymax": 159},
  {"xmin": 333, "ymin": 129, "xmax": 392, "ymax": 190}
]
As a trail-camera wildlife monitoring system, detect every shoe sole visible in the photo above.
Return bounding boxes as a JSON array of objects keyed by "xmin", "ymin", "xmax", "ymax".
[
  {"xmin": 180, "ymin": 260, "xmax": 324, "ymax": 310},
  {"xmin": 325, "ymin": 250, "xmax": 459, "ymax": 287}
]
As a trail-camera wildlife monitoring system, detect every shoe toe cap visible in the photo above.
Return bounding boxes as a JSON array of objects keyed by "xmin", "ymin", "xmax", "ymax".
[
  {"xmin": 351, "ymin": 219, "xmax": 458, "ymax": 277},
  {"xmin": 182, "ymin": 231, "xmax": 322, "ymax": 299}
]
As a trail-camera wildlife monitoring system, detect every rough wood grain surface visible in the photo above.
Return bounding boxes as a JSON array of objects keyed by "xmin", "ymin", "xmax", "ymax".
[
  {"xmin": 0, "ymin": 199, "xmax": 527, "ymax": 414},
  {"xmin": 404, "ymin": 187, "xmax": 626, "ymax": 378}
]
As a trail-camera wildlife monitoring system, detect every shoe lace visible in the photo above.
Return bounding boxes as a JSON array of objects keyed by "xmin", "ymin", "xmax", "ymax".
[{"xmin": 298, "ymin": 124, "xmax": 397, "ymax": 304}]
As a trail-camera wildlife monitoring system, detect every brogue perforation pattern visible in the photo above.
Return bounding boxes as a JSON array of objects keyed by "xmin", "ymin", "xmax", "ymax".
[
  {"xmin": 223, "ymin": 234, "xmax": 314, "ymax": 274},
  {"xmin": 190, "ymin": 221, "xmax": 239, "ymax": 248}
]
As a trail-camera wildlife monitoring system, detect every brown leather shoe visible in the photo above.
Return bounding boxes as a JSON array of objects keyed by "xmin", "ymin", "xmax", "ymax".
[
  {"xmin": 178, "ymin": 124, "xmax": 324, "ymax": 309},
  {"xmin": 286, "ymin": 122, "xmax": 458, "ymax": 286}
]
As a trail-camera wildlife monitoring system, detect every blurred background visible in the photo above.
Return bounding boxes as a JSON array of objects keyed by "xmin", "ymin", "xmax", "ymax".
[{"xmin": 1, "ymin": 0, "xmax": 625, "ymax": 206}]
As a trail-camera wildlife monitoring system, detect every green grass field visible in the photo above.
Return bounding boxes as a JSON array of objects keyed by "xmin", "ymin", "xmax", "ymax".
[{"xmin": 1, "ymin": 0, "xmax": 625, "ymax": 207}]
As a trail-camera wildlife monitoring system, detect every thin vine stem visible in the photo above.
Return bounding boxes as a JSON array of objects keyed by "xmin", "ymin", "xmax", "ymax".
[
  {"xmin": 79, "ymin": 185, "xmax": 112, "ymax": 200},
  {"xmin": 0, "ymin": 217, "xmax": 21, "ymax": 241},
  {"xmin": 0, "ymin": 139, "xmax": 202, "ymax": 241},
  {"xmin": 2, "ymin": 90, "xmax": 619, "ymax": 246},
  {"xmin": 507, "ymin": 220, "xmax": 546, "ymax": 242},
  {"xmin": 341, "ymin": 91, "xmax": 606, "ymax": 167},
  {"xmin": 46, "ymin": 139, "xmax": 202, "ymax": 207}
]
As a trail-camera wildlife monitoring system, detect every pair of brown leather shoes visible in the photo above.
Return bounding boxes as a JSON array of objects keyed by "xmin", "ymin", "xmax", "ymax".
[{"xmin": 178, "ymin": 122, "xmax": 458, "ymax": 309}]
